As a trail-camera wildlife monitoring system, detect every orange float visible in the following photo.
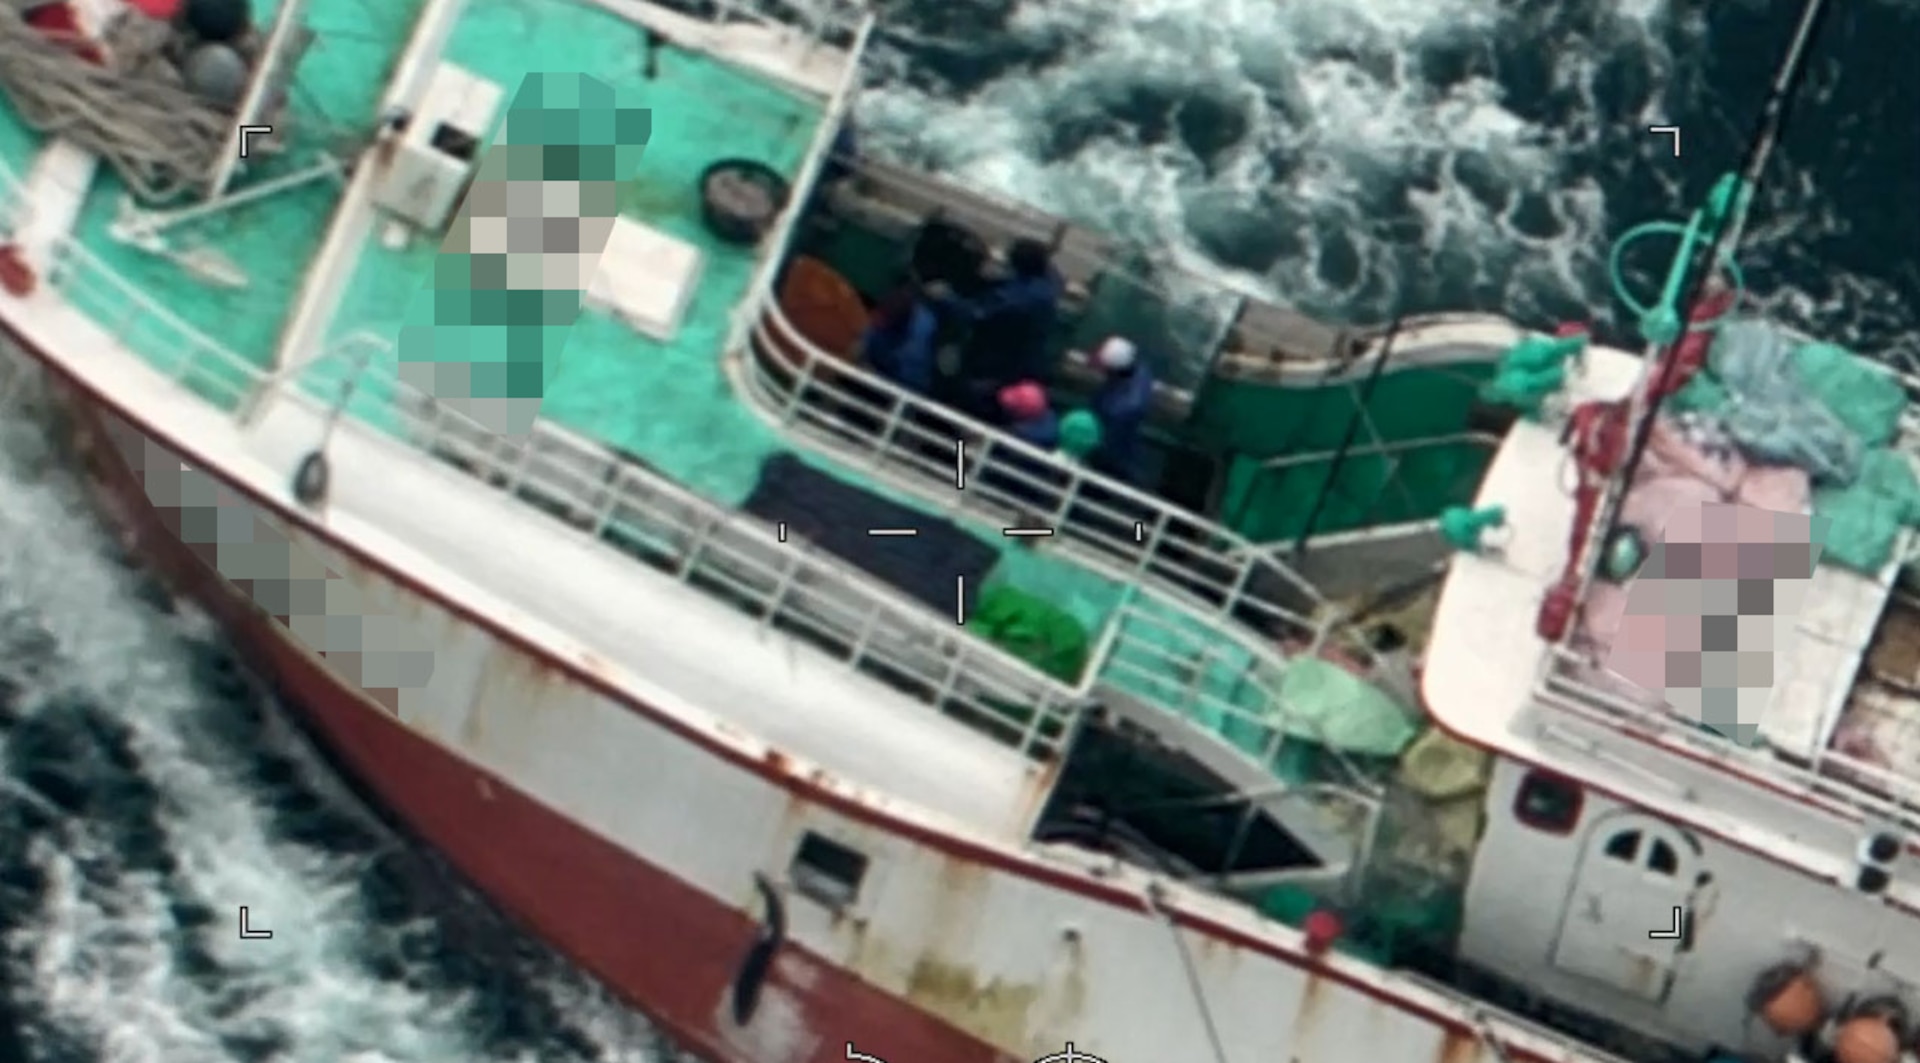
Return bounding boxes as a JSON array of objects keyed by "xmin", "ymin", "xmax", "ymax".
[
  {"xmin": 1751, "ymin": 965, "xmax": 1826, "ymax": 1037},
  {"xmin": 0, "ymin": 245, "xmax": 36, "ymax": 298},
  {"xmin": 1833, "ymin": 1016, "xmax": 1900, "ymax": 1063}
]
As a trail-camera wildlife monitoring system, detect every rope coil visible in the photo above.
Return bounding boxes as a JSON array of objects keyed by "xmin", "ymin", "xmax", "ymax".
[{"xmin": 0, "ymin": 3, "xmax": 268, "ymax": 202}]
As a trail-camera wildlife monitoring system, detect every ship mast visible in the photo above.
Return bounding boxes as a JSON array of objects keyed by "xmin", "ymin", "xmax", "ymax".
[{"xmin": 1570, "ymin": 0, "xmax": 1836, "ymax": 602}]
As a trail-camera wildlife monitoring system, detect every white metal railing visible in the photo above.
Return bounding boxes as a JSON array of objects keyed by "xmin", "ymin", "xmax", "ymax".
[
  {"xmin": 274, "ymin": 345, "xmax": 1092, "ymax": 761},
  {"xmin": 242, "ymin": 326, "xmax": 391, "ymax": 422},
  {"xmin": 709, "ymin": 0, "xmax": 871, "ymax": 42},
  {"xmin": 268, "ymin": 331, "xmax": 1390, "ymax": 793},
  {"xmin": 0, "ymin": 51, "xmax": 1389, "ymax": 793},
  {"xmin": 39, "ymin": 236, "xmax": 268, "ymax": 410},
  {"xmin": 2, "ymin": 202, "xmax": 1091, "ymax": 760},
  {"xmin": 719, "ymin": 0, "xmax": 871, "ymax": 359},
  {"xmin": 595, "ymin": 0, "xmax": 873, "ymax": 101},
  {"xmin": 740, "ymin": 296, "xmax": 1327, "ymax": 632},
  {"xmin": 1096, "ymin": 600, "xmax": 1383, "ymax": 793},
  {"xmin": 1535, "ymin": 637, "xmax": 1920, "ymax": 839},
  {"xmin": 734, "ymin": 301, "xmax": 1420, "ymax": 796}
]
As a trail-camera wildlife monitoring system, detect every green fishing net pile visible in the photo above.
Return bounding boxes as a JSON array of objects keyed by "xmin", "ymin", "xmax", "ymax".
[
  {"xmin": 1672, "ymin": 329, "xmax": 1920, "ymax": 573},
  {"xmin": 972, "ymin": 584, "xmax": 1091, "ymax": 684}
]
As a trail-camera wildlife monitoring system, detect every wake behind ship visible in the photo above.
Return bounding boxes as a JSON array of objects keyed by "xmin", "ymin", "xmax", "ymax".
[{"xmin": 5, "ymin": 2, "xmax": 1920, "ymax": 1063}]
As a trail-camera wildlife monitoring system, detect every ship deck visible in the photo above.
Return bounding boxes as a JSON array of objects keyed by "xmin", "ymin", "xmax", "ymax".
[
  {"xmin": 18, "ymin": 0, "xmax": 1135, "ymax": 627},
  {"xmin": 0, "ymin": 0, "xmax": 1085, "ymax": 835},
  {"xmin": 0, "ymin": 0, "xmax": 1127, "ymax": 603},
  {"xmin": 41, "ymin": 0, "xmax": 820, "ymax": 476},
  {"xmin": 34, "ymin": 0, "xmax": 428, "ymax": 401},
  {"xmin": 0, "ymin": 0, "xmax": 1407, "ymax": 825}
]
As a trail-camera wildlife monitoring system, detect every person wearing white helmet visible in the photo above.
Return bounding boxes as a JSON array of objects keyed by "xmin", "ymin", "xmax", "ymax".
[{"xmin": 1087, "ymin": 335, "xmax": 1153, "ymax": 485}]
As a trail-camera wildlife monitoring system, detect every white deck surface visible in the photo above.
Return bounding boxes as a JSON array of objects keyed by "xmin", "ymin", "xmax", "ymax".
[
  {"xmin": 0, "ymin": 277, "xmax": 1046, "ymax": 840},
  {"xmin": 1422, "ymin": 343, "xmax": 1641, "ymax": 756},
  {"xmin": 1424, "ymin": 341, "xmax": 1900, "ymax": 770},
  {"xmin": 1771, "ymin": 556, "xmax": 1897, "ymax": 761}
]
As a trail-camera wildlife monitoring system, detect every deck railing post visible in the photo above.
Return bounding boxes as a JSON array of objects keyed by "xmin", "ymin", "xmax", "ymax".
[{"xmin": 871, "ymin": 390, "xmax": 908, "ymax": 466}]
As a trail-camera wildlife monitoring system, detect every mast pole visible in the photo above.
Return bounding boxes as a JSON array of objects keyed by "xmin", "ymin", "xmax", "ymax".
[{"xmin": 1573, "ymin": 0, "xmax": 1834, "ymax": 591}]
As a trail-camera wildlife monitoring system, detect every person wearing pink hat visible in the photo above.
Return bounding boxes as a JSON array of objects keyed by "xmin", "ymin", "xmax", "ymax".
[
  {"xmin": 995, "ymin": 380, "xmax": 1059, "ymax": 451},
  {"xmin": 986, "ymin": 380, "xmax": 1067, "ymax": 513},
  {"xmin": 1087, "ymin": 335, "xmax": 1154, "ymax": 485}
]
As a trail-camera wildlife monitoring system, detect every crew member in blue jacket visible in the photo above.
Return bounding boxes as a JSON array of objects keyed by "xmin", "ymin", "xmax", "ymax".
[
  {"xmin": 990, "ymin": 380, "xmax": 1064, "ymax": 510},
  {"xmin": 857, "ymin": 287, "xmax": 938, "ymax": 396},
  {"xmin": 928, "ymin": 238, "xmax": 1064, "ymax": 416},
  {"xmin": 1087, "ymin": 336, "xmax": 1154, "ymax": 485}
]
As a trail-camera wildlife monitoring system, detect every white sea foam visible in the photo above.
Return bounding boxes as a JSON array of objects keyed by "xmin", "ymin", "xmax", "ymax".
[
  {"xmin": 851, "ymin": 0, "xmax": 1916, "ymax": 365},
  {"xmin": 0, "ymin": 414, "xmax": 633, "ymax": 1062}
]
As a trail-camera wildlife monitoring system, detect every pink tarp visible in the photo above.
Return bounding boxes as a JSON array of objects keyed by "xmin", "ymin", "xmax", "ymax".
[{"xmin": 1575, "ymin": 415, "xmax": 1811, "ymax": 656}]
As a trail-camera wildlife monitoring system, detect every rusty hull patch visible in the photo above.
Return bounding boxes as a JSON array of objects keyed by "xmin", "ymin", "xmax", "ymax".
[
  {"xmin": 904, "ymin": 956, "xmax": 1042, "ymax": 1041},
  {"xmin": 836, "ymin": 848, "xmax": 1090, "ymax": 1058}
]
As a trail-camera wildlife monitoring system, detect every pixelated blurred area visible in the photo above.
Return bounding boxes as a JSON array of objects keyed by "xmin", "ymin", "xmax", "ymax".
[
  {"xmin": 113, "ymin": 425, "xmax": 438, "ymax": 713},
  {"xmin": 1601, "ymin": 501, "xmax": 1822, "ymax": 746},
  {"xmin": 398, "ymin": 73, "xmax": 651, "ymax": 437}
]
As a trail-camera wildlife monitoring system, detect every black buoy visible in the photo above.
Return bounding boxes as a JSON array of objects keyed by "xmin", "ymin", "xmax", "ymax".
[
  {"xmin": 183, "ymin": 0, "xmax": 251, "ymax": 44},
  {"xmin": 698, "ymin": 159, "xmax": 790, "ymax": 246},
  {"xmin": 183, "ymin": 43, "xmax": 248, "ymax": 106},
  {"xmin": 291, "ymin": 452, "xmax": 329, "ymax": 507}
]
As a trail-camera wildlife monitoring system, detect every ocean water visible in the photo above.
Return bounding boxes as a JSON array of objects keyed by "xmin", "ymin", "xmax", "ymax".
[{"xmin": 0, "ymin": 0, "xmax": 1914, "ymax": 1060}]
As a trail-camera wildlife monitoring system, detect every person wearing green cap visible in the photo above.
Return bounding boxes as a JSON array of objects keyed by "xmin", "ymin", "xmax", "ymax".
[{"xmin": 1058, "ymin": 408, "xmax": 1104, "ymax": 461}]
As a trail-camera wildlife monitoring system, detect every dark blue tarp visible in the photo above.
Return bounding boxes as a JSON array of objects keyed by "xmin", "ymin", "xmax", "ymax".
[{"xmin": 742, "ymin": 453, "xmax": 999, "ymax": 615}]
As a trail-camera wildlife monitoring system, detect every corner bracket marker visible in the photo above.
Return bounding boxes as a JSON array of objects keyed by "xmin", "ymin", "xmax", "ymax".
[
  {"xmin": 239, "ymin": 906, "xmax": 274, "ymax": 939},
  {"xmin": 237, "ymin": 125, "xmax": 273, "ymax": 159},
  {"xmin": 1647, "ymin": 906, "xmax": 1686, "ymax": 940}
]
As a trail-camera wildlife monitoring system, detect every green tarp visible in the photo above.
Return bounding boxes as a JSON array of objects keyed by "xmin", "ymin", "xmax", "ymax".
[{"xmin": 972, "ymin": 584, "xmax": 1092, "ymax": 684}]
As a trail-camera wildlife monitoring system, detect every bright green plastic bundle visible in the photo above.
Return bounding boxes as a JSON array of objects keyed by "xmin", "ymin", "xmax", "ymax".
[
  {"xmin": 1813, "ymin": 448, "xmax": 1920, "ymax": 573},
  {"xmin": 1793, "ymin": 342, "xmax": 1905, "ymax": 449},
  {"xmin": 972, "ymin": 584, "xmax": 1091, "ymax": 684},
  {"xmin": 1481, "ymin": 333, "xmax": 1586, "ymax": 419}
]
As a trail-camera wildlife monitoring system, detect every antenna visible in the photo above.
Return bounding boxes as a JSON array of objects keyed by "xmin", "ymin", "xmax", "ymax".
[{"xmin": 1578, "ymin": 0, "xmax": 1835, "ymax": 586}]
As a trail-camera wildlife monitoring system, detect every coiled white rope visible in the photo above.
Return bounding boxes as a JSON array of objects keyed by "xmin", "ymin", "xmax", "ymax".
[{"xmin": 0, "ymin": 2, "xmax": 237, "ymax": 202}]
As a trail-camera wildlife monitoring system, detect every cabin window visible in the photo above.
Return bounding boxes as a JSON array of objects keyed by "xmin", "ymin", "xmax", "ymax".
[
  {"xmin": 1513, "ymin": 769, "xmax": 1583, "ymax": 835},
  {"xmin": 788, "ymin": 831, "xmax": 868, "ymax": 909},
  {"xmin": 1598, "ymin": 827, "xmax": 1682, "ymax": 877}
]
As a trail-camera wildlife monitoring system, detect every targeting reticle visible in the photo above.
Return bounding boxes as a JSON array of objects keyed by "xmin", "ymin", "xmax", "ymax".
[{"xmin": 819, "ymin": 439, "xmax": 1060, "ymax": 625}]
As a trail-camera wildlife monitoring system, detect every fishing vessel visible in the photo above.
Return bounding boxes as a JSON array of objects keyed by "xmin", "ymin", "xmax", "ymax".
[{"xmin": 4, "ymin": 1, "xmax": 1918, "ymax": 1063}]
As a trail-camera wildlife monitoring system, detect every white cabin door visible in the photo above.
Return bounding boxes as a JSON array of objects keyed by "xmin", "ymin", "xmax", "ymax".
[{"xmin": 1551, "ymin": 814, "xmax": 1698, "ymax": 1001}]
